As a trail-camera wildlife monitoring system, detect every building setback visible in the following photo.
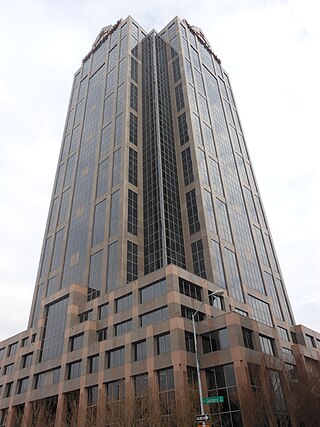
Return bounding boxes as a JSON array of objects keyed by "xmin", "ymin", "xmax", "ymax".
[{"xmin": 0, "ymin": 16, "xmax": 319, "ymax": 427}]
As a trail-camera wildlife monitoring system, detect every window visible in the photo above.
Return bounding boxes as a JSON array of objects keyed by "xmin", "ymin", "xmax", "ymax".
[
  {"xmin": 305, "ymin": 334, "xmax": 316, "ymax": 348},
  {"xmin": 92, "ymin": 201, "xmax": 106, "ymax": 246},
  {"xmin": 178, "ymin": 113, "xmax": 189, "ymax": 145},
  {"xmin": 3, "ymin": 363, "xmax": 14, "ymax": 375},
  {"xmin": 282, "ymin": 347, "xmax": 293, "ymax": 355},
  {"xmin": 181, "ymin": 147, "xmax": 194, "ymax": 185},
  {"xmin": 108, "ymin": 44, "xmax": 118, "ymax": 69},
  {"xmin": 158, "ymin": 367, "xmax": 174, "ymax": 392},
  {"xmin": 130, "ymin": 83, "xmax": 138, "ymax": 111},
  {"xmin": 259, "ymin": 335, "xmax": 276, "ymax": 356},
  {"xmin": 87, "ymin": 290, "xmax": 100, "ymax": 305},
  {"xmin": 216, "ymin": 200, "xmax": 233, "ymax": 244},
  {"xmin": 98, "ymin": 303, "xmax": 109, "ymax": 320},
  {"xmin": 107, "ymin": 347, "xmax": 125, "ymax": 368},
  {"xmin": 234, "ymin": 307, "xmax": 248, "ymax": 317},
  {"xmin": 208, "ymin": 291, "xmax": 224, "ymax": 310},
  {"xmin": 97, "ymin": 328, "xmax": 108, "ymax": 342},
  {"xmin": 248, "ymin": 295, "xmax": 273, "ymax": 327},
  {"xmin": 140, "ymin": 306, "xmax": 168, "ymax": 327},
  {"xmin": 197, "ymin": 148, "xmax": 209, "ymax": 182},
  {"xmin": 112, "ymin": 150, "xmax": 121, "ymax": 187},
  {"xmin": 211, "ymin": 240, "xmax": 227, "ymax": 290},
  {"xmin": 0, "ymin": 347, "xmax": 5, "ymax": 361},
  {"xmin": 156, "ymin": 333, "xmax": 171, "ymax": 355},
  {"xmin": 67, "ymin": 361, "xmax": 82, "ymax": 379},
  {"xmin": 248, "ymin": 363, "xmax": 260, "ymax": 389},
  {"xmin": 140, "ymin": 278, "xmax": 166, "ymax": 303},
  {"xmin": 179, "ymin": 277, "xmax": 202, "ymax": 301},
  {"xmin": 198, "ymin": 94, "xmax": 209, "ymax": 122},
  {"xmin": 40, "ymin": 297, "xmax": 69, "ymax": 363},
  {"xmin": 291, "ymin": 332, "xmax": 297, "ymax": 344},
  {"xmin": 278, "ymin": 326, "xmax": 290, "ymax": 342},
  {"xmin": 172, "ymin": 57, "xmax": 181, "ymax": 83},
  {"xmin": 128, "ymin": 189, "xmax": 138, "ymax": 235},
  {"xmin": 133, "ymin": 340, "xmax": 147, "ymax": 361},
  {"xmin": 202, "ymin": 329, "xmax": 229, "ymax": 353},
  {"xmin": 268, "ymin": 370, "xmax": 286, "ymax": 413},
  {"xmin": 100, "ymin": 123, "xmax": 112, "ymax": 158},
  {"xmin": 204, "ymin": 190, "xmax": 217, "ymax": 234},
  {"xmin": 158, "ymin": 367, "xmax": 175, "ymax": 414},
  {"xmin": 131, "ymin": 21, "xmax": 139, "ymax": 38},
  {"xmin": 181, "ymin": 305, "xmax": 205, "ymax": 321},
  {"xmin": 47, "ymin": 276, "xmax": 58, "ymax": 298},
  {"xmin": 34, "ymin": 366, "xmax": 61, "ymax": 389},
  {"xmin": 17, "ymin": 377, "xmax": 29, "ymax": 394},
  {"xmin": 242, "ymin": 328, "xmax": 254, "ymax": 350},
  {"xmin": 114, "ymin": 319, "xmax": 132, "ymax": 336},
  {"xmin": 21, "ymin": 353, "xmax": 33, "ymax": 369},
  {"xmin": 285, "ymin": 363, "xmax": 297, "ymax": 380},
  {"xmin": 225, "ymin": 249, "xmax": 244, "ymax": 302},
  {"xmin": 87, "ymin": 385, "xmax": 98, "ymax": 406},
  {"xmin": 116, "ymin": 87, "xmax": 125, "ymax": 116},
  {"xmin": 187, "ymin": 366, "xmax": 198, "ymax": 384},
  {"xmin": 128, "ymin": 147, "xmax": 138, "ymax": 186},
  {"xmin": 88, "ymin": 355, "xmax": 99, "ymax": 374},
  {"xmin": 191, "ymin": 239, "xmax": 206, "ymax": 278},
  {"xmin": 106, "ymin": 68, "xmax": 116, "ymax": 95},
  {"xmin": 8, "ymin": 342, "xmax": 18, "ymax": 357},
  {"xmin": 50, "ymin": 367, "xmax": 60, "ymax": 385},
  {"xmin": 74, "ymin": 99, "xmax": 84, "ymax": 125},
  {"xmin": 134, "ymin": 373, "xmax": 148, "ymax": 396},
  {"xmin": 265, "ymin": 273, "xmax": 283, "ymax": 321},
  {"xmin": 186, "ymin": 189, "xmax": 200, "ymax": 234},
  {"xmin": 185, "ymin": 332, "xmax": 195, "ymax": 352},
  {"xmin": 127, "ymin": 241, "xmax": 138, "ymax": 283},
  {"xmin": 209, "ymin": 158, "xmax": 224, "ymax": 196},
  {"xmin": 35, "ymin": 372, "xmax": 46, "ymax": 389},
  {"xmin": 109, "ymin": 190, "xmax": 120, "ymax": 236},
  {"xmin": 205, "ymin": 363, "xmax": 240, "ymax": 422},
  {"xmin": 118, "ymin": 58, "xmax": 126, "ymax": 82},
  {"xmin": 106, "ymin": 379, "xmax": 124, "ymax": 401},
  {"xmin": 107, "ymin": 241, "xmax": 118, "ymax": 291},
  {"xmin": 21, "ymin": 337, "xmax": 29, "ymax": 348},
  {"xmin": 79, "ymin": 310, "xmax": 93, "ymax": 323},
  {"xmin": 131, "ymin": 57, "xmax": 138, "ymax": 82},
  {"xmin": 115, "ymin": 293, "xmax": 132, "ymax": 312},
  {"xmin": 0, "ymin": 409, "xmax": 8, "ymax": 425},
  {"xmin": 63, "ymin": 155, "xmax": 76, "ymax": 188},
  {"xmin": 129, "ymin": 113, "xmax": 138, "ymax": 145},
  {"xmin": 175, "ymin": 83, "xmax": 184, "ymax": 111},
  {"xmin": 191, "ymin": 45, "xmax": 201, "ymax": 69},
  {"xmin": 70, "ymin": 334, "xmax": 84, "ymax": 351},
  {"xmin": 4, "ymin": 382, "xmax": 13, "ymax": 398}
]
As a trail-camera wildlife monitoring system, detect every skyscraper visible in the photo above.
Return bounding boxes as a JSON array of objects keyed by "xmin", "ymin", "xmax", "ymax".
[{"xmin": 0, "ymin": 16, "xmax": 319, "ymax": 427}]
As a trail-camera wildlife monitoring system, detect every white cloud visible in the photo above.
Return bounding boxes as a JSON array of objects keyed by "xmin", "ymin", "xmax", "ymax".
[{"xmin": 0, "ymin": 0, "xmax": 319, "ymax": 341}]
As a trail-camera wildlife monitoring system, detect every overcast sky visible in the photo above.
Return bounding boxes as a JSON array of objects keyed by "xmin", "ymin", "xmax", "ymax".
[{"xmin": 0, "ymin": 0, "xmax": 319, "ymax": 342}]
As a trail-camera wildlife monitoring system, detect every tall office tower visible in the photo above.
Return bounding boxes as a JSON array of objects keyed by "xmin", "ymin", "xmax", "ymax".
[{"xmin": 1, "ymin": 16, "xmax": 319, "ymax": 427}]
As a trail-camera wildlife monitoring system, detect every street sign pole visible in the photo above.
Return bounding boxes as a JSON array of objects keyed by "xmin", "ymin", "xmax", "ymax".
[
  {"xmin": 192, "ymin": 313, "xmax": 206, "ymax": 427},
  {"xmin": 191, "ymin": 291, "xmax": 224, "ymax": 427}
]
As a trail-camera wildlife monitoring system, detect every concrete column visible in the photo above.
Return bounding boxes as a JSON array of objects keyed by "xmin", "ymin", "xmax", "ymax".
[{"xmin": 54, "ymin": 393, "xmax": 65, "ymax": 427}]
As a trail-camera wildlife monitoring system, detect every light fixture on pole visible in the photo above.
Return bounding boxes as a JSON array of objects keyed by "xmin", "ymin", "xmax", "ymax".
[{"xmin": 192, "ymin": 289, "xmax": 224, "ymax": 426}]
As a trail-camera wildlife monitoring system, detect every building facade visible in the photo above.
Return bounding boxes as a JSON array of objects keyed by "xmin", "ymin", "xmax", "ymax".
[{"xmin": 0, "ymin": 16, "xmax": 319, "ymax": 427}]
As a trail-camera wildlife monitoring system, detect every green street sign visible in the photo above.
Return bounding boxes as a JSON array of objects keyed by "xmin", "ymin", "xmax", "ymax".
[{"xmin": 203, "ymin": 396, "xmax": 224, "ymax": 404}]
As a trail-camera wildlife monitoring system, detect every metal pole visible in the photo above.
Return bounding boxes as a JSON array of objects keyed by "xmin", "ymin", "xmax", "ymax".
[
  {"xmin": 192, "ymin": 312, "xmax": 206, "ymax": 427},
  {"xmin": 191, "ymin": 290, "xmax": 224, "ymax": 426}
]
